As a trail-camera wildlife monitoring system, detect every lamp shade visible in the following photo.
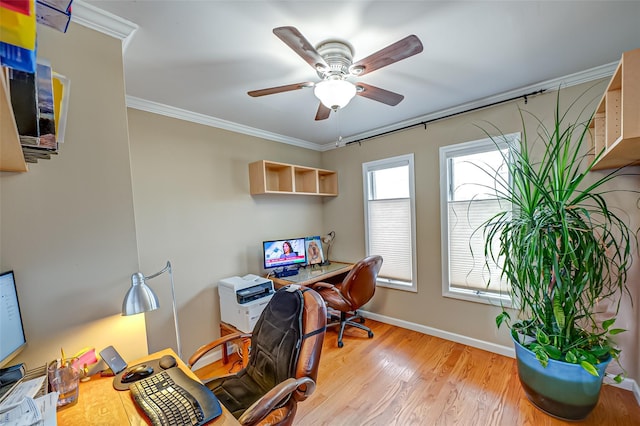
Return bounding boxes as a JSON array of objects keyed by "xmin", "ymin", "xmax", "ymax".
[
  {"xmin": 314, "ymin": 79, "xmax": 356, "ymax": 110},
  {"xmin": 122, "ymin": 272, "xmax": 160, "ymax": 315}
]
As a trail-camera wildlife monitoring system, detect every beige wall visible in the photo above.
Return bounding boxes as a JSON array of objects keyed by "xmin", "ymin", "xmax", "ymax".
[
  {"xmin": 321, "ymin": 82, "xmax": 640, "ymax": 382},
  {"xmin": 0, "ymin": 24, "xmax": 147, "ymax": 368},
  {"xmin": 126, "ymin": 109, "xmax": 328, "ymax": 357}
]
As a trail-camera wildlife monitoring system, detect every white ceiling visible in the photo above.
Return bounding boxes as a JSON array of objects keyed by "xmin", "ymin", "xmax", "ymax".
[{"xmin": 79, "ymin": 1, "xmax": 640, "ymax": 150}]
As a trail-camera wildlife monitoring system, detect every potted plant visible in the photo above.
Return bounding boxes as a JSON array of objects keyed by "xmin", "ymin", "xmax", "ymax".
[{"xmin": 476, "ymin": 90, "xmax": 637, "ymax": 420}]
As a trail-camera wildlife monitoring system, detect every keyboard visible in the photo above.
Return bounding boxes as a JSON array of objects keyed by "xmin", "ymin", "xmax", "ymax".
[{"xmin": 129, "ymin": 367, "xmax": 222, "ymax": 426}]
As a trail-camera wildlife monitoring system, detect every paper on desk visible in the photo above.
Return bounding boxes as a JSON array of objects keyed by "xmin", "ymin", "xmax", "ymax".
[
  {"xmin": 0, "ymin": 392, "xmax": 58, "ymax": 426},
  {"xmin": 35, "ymin": 393, "xmax": 58, "ymax": 426},
  {"xmin": 0, "ymin": 397, "xmax": 40, "ymax": 425},
  {"xmin": 0, "ymin": 377, "xmax": 46, "ymax": 414}
]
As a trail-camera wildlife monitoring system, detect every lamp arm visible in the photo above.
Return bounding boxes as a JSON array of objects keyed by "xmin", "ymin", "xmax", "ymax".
[
  {"xmin": 144, "ymin": 261, "xmax": 183, "ymax": 360},
  {"xmin": 144, "ymin": 261, "xmax": 171, "ymax": 280}
]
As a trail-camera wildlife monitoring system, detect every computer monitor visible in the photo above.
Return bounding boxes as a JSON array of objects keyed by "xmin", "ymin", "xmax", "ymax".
[
  {"xmin": 0, "ymin": 271, "xmax": 27, "ymax": 368},
  {"xmin": 263, "ymin": 238, "xmax": 307, "ymax": 277},
  {"xmin": 304, "ymin": 236, "xmax": 325, "ymax": 266}
]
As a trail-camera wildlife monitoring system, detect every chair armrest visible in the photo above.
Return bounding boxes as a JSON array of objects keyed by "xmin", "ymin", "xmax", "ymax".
[
  {"xmin": 310, "ymin": 281, "xmax": 343, "ymax": 298},
  {"xmin": 238, "ymin": 377, "xmax": 316, "ymax": 425},
  {"xmin": 188, "ymin": 332, "xmax": 252, "ymax": 368},
  {"xmin": 310, "ymin": 281, "xmax": 333, "ymax": 289}
]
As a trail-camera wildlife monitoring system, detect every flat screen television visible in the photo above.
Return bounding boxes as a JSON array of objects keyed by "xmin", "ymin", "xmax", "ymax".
[
  {"xmin": 263, "ymin": 237, "xmax": 307, "ymax": 277},
  {"xmin": 0, "ymin": 271, "xmax": 27, "ymax": 368}
]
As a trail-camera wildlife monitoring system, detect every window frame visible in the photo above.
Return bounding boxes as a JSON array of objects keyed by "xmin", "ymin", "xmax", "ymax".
[
  {"xmin": 362, "ymin": 153, "xmax": 417, "ymax": 292},
  {"xmin": 439, "ymin": 133, "xmax": 519, "ymax": 306}
]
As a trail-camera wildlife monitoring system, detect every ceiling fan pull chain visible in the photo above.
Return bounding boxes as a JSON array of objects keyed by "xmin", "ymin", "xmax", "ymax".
[{"xmin": 335, "ymin": 109, "xmax": 344, "ymax": 147}]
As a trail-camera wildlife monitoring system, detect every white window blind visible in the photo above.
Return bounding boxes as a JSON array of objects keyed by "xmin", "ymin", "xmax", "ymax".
[
  {"xmin": 368, "ymin": 198, "xmax": 412, "ymax": 281},
  {"xmin": 363, "ymin": 154, "xmax": 417, "ymax": 291},
  {"xmin": 448, "ymin": 198, "xmax": 506, "ymax": 294}
]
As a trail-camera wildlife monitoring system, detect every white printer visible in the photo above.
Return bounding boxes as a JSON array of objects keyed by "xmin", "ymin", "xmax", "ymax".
[{"xmin": 219, "ymin": 274, "xmax": 274, "ymax": 333}]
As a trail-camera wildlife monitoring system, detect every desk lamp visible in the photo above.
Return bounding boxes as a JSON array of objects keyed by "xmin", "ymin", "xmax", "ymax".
[
  {"xmin": 321, "ymin": 231, "xmax": 335, "ymax": 266},
  {"xmin": 121, "ymin": 261, "xmax": 182, "ymax": 359}
]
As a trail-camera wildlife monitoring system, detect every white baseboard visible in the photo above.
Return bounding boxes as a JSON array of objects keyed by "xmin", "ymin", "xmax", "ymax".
[
  {"xmin": 635, "ymin": 380, "xmax": 640, "ymax": 406},
  {"xmin": 360, "ymin": 310, "xmax": 640, "ymax": 407},
  {"xmin": 360, "ymin": 310, "xmax": 515, "ymax": 358},
  {"xmin": 605, "ymin": 375, "xmax": 640, "ymax": 405}
]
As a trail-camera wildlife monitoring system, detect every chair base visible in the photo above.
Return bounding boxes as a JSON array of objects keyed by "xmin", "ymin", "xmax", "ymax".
[{"xmin": 327, "ymin": 310, "xmax": 374, "ymax": 348}]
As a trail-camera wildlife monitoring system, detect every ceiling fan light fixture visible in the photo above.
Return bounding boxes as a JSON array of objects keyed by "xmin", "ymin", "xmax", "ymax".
[{"xmin": 314, "ymin": 79, "xmax": 356, "ymax": 110}]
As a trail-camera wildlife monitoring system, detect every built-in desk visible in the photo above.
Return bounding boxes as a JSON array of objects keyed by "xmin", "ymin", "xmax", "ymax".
[
  {"xmin": 270, "ymin": 261, "xmax": 353, "ymax": 288},
  {"xmin": 57, "ymin": 348, "xmax": 239, "ymax": 425}
]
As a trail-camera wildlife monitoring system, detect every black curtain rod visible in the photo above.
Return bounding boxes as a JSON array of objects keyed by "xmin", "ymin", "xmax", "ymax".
[{"xmin": 345, "ymin": 89, "xmax": 546, "ymax": 146}]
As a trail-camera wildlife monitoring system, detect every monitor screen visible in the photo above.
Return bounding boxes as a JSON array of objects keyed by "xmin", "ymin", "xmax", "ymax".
[
  {"xmin": 0, "ymin": 271, "xmax": 27, "ymax": 368},
  {"xmin": 263, "ymin": 238, "xmax": 307, "ymax": 269},
  {"xmin": 305, "ymin": 236, "xmax": 325, "ymax": 265}
]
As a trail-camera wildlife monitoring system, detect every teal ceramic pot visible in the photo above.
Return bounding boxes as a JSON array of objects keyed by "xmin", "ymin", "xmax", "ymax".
[{"xmin": 513, "ymin": 337, "xmax": 611, "ymax": 420}]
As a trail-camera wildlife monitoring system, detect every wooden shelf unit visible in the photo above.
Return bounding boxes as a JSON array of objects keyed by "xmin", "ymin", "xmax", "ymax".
[
  {"xmin": 589, "ymin": 48, "xmax": 640, "ymax": 170},
  {"xmin": 0, "ymin": 68, "xmax": 28, "ymax": 172},
  {"xmin": 249, "ymin": 160, "xmax": 338, "ymax": 196}
]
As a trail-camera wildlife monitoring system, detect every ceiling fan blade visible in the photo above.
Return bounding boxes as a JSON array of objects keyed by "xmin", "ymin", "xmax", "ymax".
[
  {"xmin": 356, "ymin": 83, "xmax": 404, "ymax": 106},
  {"xmin": 248, "ymin": 82, "xmax": 314, "ymax": 97},
  {"xmin": 273, "ymin": 26, "xmax": 329, "ymax": 72},
  {"xmin": 351, "ymin": 35, "xmax": 423, "ymax": 76},
  {"xmin": 315, "ymin": 103, "xmax": 331, "ymax": 121}
]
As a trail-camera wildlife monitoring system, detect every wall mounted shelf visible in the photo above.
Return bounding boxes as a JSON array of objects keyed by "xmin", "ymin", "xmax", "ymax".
[
  {"xmin": 249, "ymin": 160, "xmax": 338, "ymax": 196},
  {"xmin": 589, "ymin": 48, "xmax": 640, "ymax": 170}
]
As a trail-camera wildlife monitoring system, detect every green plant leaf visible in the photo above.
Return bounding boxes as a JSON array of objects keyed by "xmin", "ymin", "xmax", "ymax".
[
  {"xmin": 552, "ymin": 291, "xmax": 565, "ymax": 329},
  {"xmin": 613, "ymin": 373, "xmax": 623, "ymax": 384},
  {"xmin": 577, "ymin": 349, "xmax": 599, "ymax": 365},
  {"xmin": 601, "ymin": 318, "xmax": 615, "ymax": 331},
  {"xmin": 543, "ymin": 344, "xmax": 562, "ymax": 360},
  {"xmin": 536, "ymin": 329, "xmax": 550, "ymax": 345},
  {"xmin": 496, "ymin": 311, "xmax": 510, "ymax": 329},
  {"xmin": 580, "ymin": 361, "xmax": 600, "ymax": 377},
  {"xmin": 532, "ymin": 345, "xmax": 549, "ymax": 368},
  {"xmin": 589, "ymin": 346, "xmax": 611, "ymax": 359},
  {"xmin": 565, "ymin": 350, "xmax": 578, "ymax": 364},
  {"xmin": 609, "ymin": 328, "xmax": 626, "ymax": 335}
]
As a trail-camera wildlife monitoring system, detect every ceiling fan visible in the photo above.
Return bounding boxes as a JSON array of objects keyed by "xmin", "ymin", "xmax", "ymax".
[{"xmin": 248, "ymin": 26, "xmax": 424, "ymax": 121}]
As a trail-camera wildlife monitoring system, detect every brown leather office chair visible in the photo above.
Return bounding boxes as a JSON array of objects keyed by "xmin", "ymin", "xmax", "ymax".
[
  {"xmin": 188, "ymin": 286, "xmax": 326, "ymax": 426},
  {"xmin": 312, "ymin": 255, "xmax": 383, "ymax": 348}
]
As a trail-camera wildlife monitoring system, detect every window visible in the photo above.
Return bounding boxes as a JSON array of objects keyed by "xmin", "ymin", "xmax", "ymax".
[
  {"xmin": 439, "ymin": 134, "xmax": 518, "ymax": 305},
  {"xmin": 363, "ymin": 154, "xmax": 417, "ymax": 291}
]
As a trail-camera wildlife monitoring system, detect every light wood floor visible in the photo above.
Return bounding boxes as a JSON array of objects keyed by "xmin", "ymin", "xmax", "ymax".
[{"xmin": 195, "ymin": 319, "xmax": 640, "ymax": 425}]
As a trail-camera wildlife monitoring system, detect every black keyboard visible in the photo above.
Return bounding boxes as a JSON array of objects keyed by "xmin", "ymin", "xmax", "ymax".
[{"xmin": 129, "ymin": 367, "xmax": 222, "ymax": 426}]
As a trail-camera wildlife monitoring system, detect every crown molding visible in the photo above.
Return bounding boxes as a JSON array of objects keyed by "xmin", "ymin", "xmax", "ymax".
[
  {"xmin": 128, "ymin": 60, "xmax": 616, "ymax": 153},
  {"xmin": 71, "ymin": 0, "xmax": 138, "ymax": 50},
  {"xmin": 329, "ymin": 60, "xmax": 618, "ymax": 149},
  {"xmin": 126, "ymin": 96, "xmax": 320, "ymax": 151}
]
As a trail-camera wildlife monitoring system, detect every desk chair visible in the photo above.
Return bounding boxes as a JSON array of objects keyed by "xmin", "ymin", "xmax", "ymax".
[
  {"xmin": 312, "ymin": 255, "xmax": 383, "ymax": 348},
  {"xmin": 188, "ymin": 286, "xmax": 326, "ymax": 426}
]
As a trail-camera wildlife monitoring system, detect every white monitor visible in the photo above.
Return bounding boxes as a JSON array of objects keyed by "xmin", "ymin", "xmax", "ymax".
[{"xmin": 0, "ymin": 271, "xmax": 27, "ymax": 368}]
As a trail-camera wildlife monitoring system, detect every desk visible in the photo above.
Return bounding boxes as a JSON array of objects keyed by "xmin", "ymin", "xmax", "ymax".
[
  {"xmin": 270, "ymin": 261, "xmax": 353, "ymax": 288},
  {"xmin": 57, "ymin": 348, "xmax": 239, "ymax": 425},
  {"xmin": 220, "ymin": 322, "xmax": 251, "ymax": 369}
]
